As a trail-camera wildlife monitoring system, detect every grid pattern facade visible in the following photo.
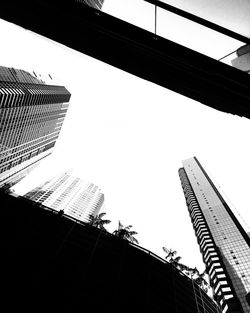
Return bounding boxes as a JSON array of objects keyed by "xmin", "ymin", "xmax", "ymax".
[
  {"xmin": 2, "ymin": 189, "xmax": 222, "ymax": 313},
  {"xmin": 24, "ymin": 170, "xmax": 104, "ymax": 222},
  {"xmin": 76, "ymin": 0, "xmax": 104, "ymax": 10},
  {"xmin": 0, "ymin": 66, "xmax": 71, "ymax": 187},
  {"xmin": 179, "ymin": 157, "xmax": 250, "ymax": 313},
  {"xmin": 189, "ymin": 279, "xmax": 222, "ymax": 313}
]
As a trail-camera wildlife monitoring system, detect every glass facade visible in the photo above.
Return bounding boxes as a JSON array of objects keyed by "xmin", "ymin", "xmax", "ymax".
[
  {"xmin": 2, "ymin": 188, "xmax": 222, "ymax": 313},
  {"xmin": 0, "ymin": 66, "xmax": 71, "ymax": 187},
  {"xmin": 76, "ymin": 0, "xmax": 104, "ymax": 10},
  {"xmin": 231, "ymin": 44, "xmax": 250, "ymax": 74},
  {"xmin": 24, "ymin": 170, "xmax": 104, "ymax": 222},
  {"xmin": 179, "ymin": 157, "xmax": 250, "ymax": 313}
]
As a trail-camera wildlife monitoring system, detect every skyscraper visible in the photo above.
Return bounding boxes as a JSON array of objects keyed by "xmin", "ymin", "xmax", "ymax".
[
  {"xmin": 0, "ymin": 66, "xmax": 71, "ymax": 187},
  {"xmin": 78, "ymin": 0, "xmax": 104, "ymax": 10},
  {"xmin": 24, "ymin": 170, "xmax": 104, "ymax": 222},
  {"xmin": 231, "ymin": 45, "xmax": 250, "ymax": 74},
  {"xmin": 179, "ymin": 157, "xmax": 250, "ymax": 313}
]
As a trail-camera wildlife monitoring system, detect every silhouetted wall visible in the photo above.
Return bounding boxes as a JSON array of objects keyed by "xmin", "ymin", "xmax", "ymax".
[{"xmin": 1, "ymin": 190, "xmax": 220, "ymax": 312}]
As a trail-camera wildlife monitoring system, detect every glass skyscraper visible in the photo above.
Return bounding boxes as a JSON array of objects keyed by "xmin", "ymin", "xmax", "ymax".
[
  {"xmin": 77, "ymin": 0, "xmax": 104, "ymax": 10},
  {"xmin": 231, "ymin": 45, "xmax": 250, "ymax": 74},
  {"xmin": 24, "ymin": 169, "xmax": 104, "ymax": 222},
  {"xmin": 179, "ymin": 157, "xmax": 250, "ymax": 313},
  {"xmin": 0, "ymin": 66, "xmax": 71, "ymax": 187}
]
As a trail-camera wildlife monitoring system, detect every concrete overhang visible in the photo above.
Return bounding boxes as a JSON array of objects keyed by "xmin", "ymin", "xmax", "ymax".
[{"xmin": 1, "ymin": 0, "xmax": 250, "ymax": 118}]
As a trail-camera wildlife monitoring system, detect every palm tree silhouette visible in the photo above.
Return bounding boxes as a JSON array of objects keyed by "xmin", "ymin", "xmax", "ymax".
[
  {"xmin": 162, "ymin": 247, "xmax": 177, "ymax": 261},
  {"xmin": 162, "ymin": 247, "xmax": 188, "ymax": 271},
  {"xmin": 1, "ymin": 182, "xmax": 12, "ymax": 194},
  {"xmin": 193, "ymin": 270, "xmax": 208, "ymax": 292},
  {"xmin": 113, "ymin": 221, "xmax": 139, "ymax": 244},
  {"xmin": 88, "ymin": 212, "xmax": 111, "ymax": 231},
  {"xmin": 183, "ymin": 266, "xmax": 198, "ymax": 278},
  {"xmin": 163, "ymin": 246, "xmax": 209, "ymax": 293}
]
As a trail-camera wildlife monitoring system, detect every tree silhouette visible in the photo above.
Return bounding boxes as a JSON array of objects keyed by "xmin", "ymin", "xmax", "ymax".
[
  {"xmin": 1, "ymin": 182, "xmax": 12, "ymax": 194},
  {"xmin": 162, "ymin": 247, "xmax": 188, "ymax": 271},
  {"xmin": 57, "ymin": 209, "xmax": 64, "ymax": 217},
  {"xmin": 88, "ymin": 212, "xmax": 111, "ymax": 231},
  {"xmin": 186, "ymin": 266, "xmax": 199, "ymax": 278},
  {"xmin": 162, "ymin": 246, "xmax": 209, "ymax": 293},
  {"xmin": 113, "ymin": 221, "xmax": 139, "ymax": 244},
  {"xmin": 193, "ymin": 270, "xmax": 208, "ymax": 293},
  {"xmin": 163, "ymin": 247, "xmax": 177, "ymax": 261}
]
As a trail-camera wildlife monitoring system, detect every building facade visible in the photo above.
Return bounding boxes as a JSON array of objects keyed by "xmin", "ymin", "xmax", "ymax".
[
  {"xmin": 77, "ymin": 0, "xmax": 104, "ymax": 10},
  {"xmin": 179, "ymin": 157, "xmax": 250, "ymax": 313},
  {"xmin": 3, "ymin": 188, "xmax": 221, "ymax": 313},
  {"xmin": 24, "ymin": 170, "xmax": 104, "ymax": 222},
  {"xmin": 0, "ymin": 66, "xmax": 71, "ymax": 187},
  {"xmin": 231, "ymin": 45, "xmax": 250, "ymax": 74}
]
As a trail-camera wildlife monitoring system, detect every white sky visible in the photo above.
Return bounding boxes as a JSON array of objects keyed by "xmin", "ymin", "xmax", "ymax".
[{"xmin": 3, "ymin": 0, "xmax": 250, "ymax": 272}]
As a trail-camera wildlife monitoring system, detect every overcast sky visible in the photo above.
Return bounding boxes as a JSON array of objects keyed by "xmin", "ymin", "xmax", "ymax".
[{"xmin": 3, "ymin": 0, "xmax": 250, "ymax": 272}]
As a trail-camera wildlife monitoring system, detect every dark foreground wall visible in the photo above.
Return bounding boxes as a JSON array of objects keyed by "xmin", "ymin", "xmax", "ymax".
[{"xmin": 1, "ymin": 190, "xmax": 221, "ymax": 312}]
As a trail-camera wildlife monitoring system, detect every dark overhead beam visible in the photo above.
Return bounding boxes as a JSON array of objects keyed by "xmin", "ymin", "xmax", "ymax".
[{"xmin": 0, "ymin": 0, "xmax": 250, "ymax": 119}]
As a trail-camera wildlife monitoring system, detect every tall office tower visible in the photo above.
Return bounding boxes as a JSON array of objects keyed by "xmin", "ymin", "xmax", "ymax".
[
  {"xmin": 0, "ymin": 66, "xmax": 71, "ymax": 187},
  {"xmin": 231, "ymin": 45, "xmax": 250, "ymax": 74},
  {"xmin": 24, "ymin": 170, "xmax": 104, "ymax": 222},
  {"xmin": 78, "ymin": 0, "xmax": 104, "ymax": 10},
  {"xmin": 179, "ymin": 157, "xmax": 250, "ymax": 313}
]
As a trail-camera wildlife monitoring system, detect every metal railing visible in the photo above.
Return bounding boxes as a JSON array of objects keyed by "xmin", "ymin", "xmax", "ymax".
[
  {"xmin": 145, "ymin": 0, "xmax": 250, "ymax": 44},
  {"xmin": 95, "ymin": 0, "xmax": 247, "ymax": 65}
]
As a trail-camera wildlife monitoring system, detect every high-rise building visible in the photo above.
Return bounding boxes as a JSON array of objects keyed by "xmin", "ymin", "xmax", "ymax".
[
  {"xmin": 179, "ymin": 157, "xmax": 250, "ymax": 313},
  {"xmin": 0, "ymin": 66, "xmax": 71, "ymax": 187},
  {"xmin": 231, "ymin": 45, "xmax": 250, "ymax": 74},
  {"xmin": 24, "ymin": 170, "xmax": 104, "ymax": 222},
  {"xmin": 78, "ymin": 0, "xmax": 104, "ymax": 10}
]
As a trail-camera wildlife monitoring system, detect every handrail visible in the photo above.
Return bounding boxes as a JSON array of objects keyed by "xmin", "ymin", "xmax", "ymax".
[{"xmin": 144, "ymin": 0, "xmax": 250, "ymax": 44}]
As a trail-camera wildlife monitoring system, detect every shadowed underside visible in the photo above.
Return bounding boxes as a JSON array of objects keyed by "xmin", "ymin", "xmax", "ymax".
[{"xmin": 0, "ymin": 0, "xmax": 249, "ymax": 119}]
